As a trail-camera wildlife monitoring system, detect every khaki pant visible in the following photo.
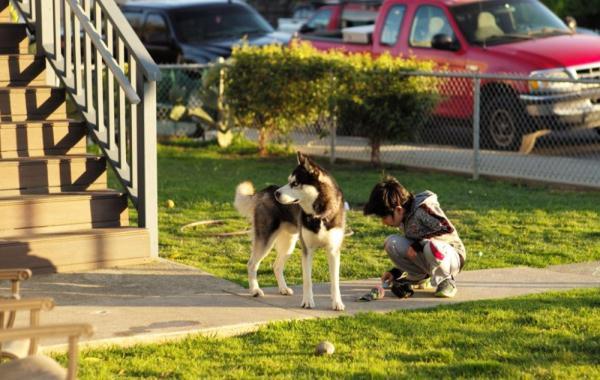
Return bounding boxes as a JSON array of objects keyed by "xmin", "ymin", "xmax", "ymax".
[{"xmin": 384, "ymin": 235, "xmax": 461, "ymax": 287}]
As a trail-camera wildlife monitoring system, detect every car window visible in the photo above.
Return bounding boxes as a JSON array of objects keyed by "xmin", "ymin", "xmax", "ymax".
[
  {"xmin": 410, "ymin": 5, "xmax": 454, "ymax": 48},
  {"xmin": 380, "ymin": 5, "xmax": 406, "ymax": 46},
  {"xmin": 341, "ymin": 9, "xmax": 378, "ymax": 28},
  {"xmin": 123, "ymin": 11, "xmax": 144, "ymax": 33},
  {"xmin": 293, "ymin": 5, "xmax": 315, "ymax": 20},
  {"xmin": 305, "ymin": 9, "xmax": 332, "ymax": 30},
  {"xmin": 144, "ymin": 13, "xmax": 169, "ymax": 43},
  {"xmin": 171, "ymin": 4, "xmax": 273, "ymax": 43},
  {"xmin": 450, "ymin": 0, "xmax": 570, "ymax": 45}
]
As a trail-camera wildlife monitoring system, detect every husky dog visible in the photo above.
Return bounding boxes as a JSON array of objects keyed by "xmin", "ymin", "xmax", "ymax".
[{"xmin": 234, "ymin": 152, "xmax": 346, "ymax": 311}]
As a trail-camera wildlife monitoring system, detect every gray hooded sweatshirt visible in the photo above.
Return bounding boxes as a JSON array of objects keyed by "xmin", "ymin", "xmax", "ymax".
[{"xmin": 401, "ymin": 191, "xmax": 466, "ymax": 264}]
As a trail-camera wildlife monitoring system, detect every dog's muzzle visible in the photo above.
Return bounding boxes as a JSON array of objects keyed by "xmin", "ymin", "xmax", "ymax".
[{"xmin": 274, "ymin": 190, "xmax": 299, "ymax": 205}]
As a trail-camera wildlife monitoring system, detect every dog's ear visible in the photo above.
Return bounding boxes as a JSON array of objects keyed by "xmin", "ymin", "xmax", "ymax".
[
  {"xmin": 298, "ymin": 152, "xmax": 320, "ymax": 176},
  {"xmin": 297, "ymin": 151, "xmax": 306, "ymax": 165}
]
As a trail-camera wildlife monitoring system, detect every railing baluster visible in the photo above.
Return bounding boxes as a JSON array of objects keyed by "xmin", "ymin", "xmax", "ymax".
[
  {"xmin": 107, "ymin": 22, "xmax": 115, "ymax": 151},
  {"xmin": 130, "ymin": 58, "xmax": 138, "ymax": 190},
  {"xmin": 118, "ymin": 38, "xmax": 126, "ymax": 170},
  {"xmin": 53, "ymin": 0, "xmax": 62, "ymax": 67},
  {"xmin": 74, "ymin": 5, "xmax": 82, "ymax": 97},
  {"xmin": 94, "ymin": 2, "xmax": 104, "ymax": 135},
  {"xmin": 84, "ymin": 0, "xmax": 92, "ymax": 115},
  {"xmin": 64, "ymin": 1, "xmax": 72, "ymax": 79}
]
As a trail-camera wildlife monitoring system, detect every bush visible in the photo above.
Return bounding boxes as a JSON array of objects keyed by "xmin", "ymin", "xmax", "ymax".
[
  {"xmin": 225, "ymin": 43, "xmax": 332, "ymax": 156},
  {"xmin": 225, "ymin": 43, "xmax": 439, "ymax": 162},
  {"xmin": 335, "ymin": 53, "xmax": 438, "ymax": 165}
]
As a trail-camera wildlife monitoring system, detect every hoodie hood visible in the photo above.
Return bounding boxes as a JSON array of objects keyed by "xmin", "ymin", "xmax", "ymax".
[{"xmin": 412, "ymin": 190, "xmax": 438, "ymax": 210}]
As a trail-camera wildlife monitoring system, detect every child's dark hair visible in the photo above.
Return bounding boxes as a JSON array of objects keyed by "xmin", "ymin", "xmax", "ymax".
[{"xmin": 363, "ymin": 177, "xmax": 413, "ymax": 217}]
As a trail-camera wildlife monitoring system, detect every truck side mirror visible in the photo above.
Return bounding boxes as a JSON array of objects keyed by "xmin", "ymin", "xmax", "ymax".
[
  {"xmin": 431, "ymin": 34, "xmax": 460, "ymax": 52},
  {"xmin": 299, "ymin": 23, "xmax": 315, "ymax": 34}
]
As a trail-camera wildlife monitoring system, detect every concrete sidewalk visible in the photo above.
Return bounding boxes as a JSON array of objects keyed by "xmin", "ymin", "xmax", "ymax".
[{"xmin": 8, "ymin": 259, "xmax": 600, "ymax": 352}]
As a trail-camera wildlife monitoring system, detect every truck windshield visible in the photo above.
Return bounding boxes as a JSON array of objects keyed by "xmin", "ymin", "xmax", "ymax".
[
  {"xmin": 172, "ymin": 5, "xmax": 274, "ymax": 43},
  {"xmin": 450, "ymin": 0, "xmax": 570, "ymax": 46}
]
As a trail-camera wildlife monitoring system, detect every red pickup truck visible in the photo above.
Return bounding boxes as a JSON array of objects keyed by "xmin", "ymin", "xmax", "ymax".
[{"xmin": 299, "ymin": 0, "xmax": 600, "ymax": 151}]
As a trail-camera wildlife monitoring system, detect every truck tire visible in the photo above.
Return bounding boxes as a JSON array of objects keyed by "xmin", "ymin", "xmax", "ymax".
[{"xmin": 481, "ymin": 96, "xmax": 527, "ymax": 151}]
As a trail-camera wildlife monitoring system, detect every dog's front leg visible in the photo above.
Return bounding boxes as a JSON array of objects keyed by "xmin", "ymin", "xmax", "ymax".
[
  {"xmin": 327, "ymin": 245, "xmax": 345, "ymax": 311},
  {"xmin": 300, "ymin": 244, "xmax": 315, "ymax": 309}
]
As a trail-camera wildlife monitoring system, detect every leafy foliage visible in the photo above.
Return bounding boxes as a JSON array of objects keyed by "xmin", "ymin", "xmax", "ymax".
[
  {"xmin": 225, "ymin": 43, "xmax": 439, "ymax": 161},
  {"xmin": 335, "ymin": 53, "xmax": 438, "ymax": 165}
]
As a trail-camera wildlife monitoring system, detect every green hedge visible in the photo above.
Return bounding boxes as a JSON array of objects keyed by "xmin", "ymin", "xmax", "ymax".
[{"xmin": 224, "ymin": 42, "xmax": 438, "ymax": 163}]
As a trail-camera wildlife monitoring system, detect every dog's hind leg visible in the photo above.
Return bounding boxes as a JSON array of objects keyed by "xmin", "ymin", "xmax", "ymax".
[
  {"xmin": 274, "ymin": 232, "xmax": 299, "ymax": 296},
  {"xmin": 248, "ymin": 235, "xmax": 276, "ymax": 297}
]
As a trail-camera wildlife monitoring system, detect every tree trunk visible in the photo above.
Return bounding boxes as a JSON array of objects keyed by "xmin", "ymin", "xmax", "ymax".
[
  {"xmin": 258, "ymin": 127, "xmax": 269, "ymax": 157},
  {"xmin": 370, "ymin": 139, "xmax": 381, "ymax": 167}
]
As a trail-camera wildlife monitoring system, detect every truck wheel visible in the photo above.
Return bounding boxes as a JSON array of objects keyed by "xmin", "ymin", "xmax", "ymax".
[{"xmin": 481, "ymin": 96, "xmax": 526, "ymax": 151}]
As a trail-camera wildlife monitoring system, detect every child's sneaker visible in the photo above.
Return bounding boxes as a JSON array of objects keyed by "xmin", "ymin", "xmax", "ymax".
[
  {"xmin": 434, "ymin": 278, "xmax": 457, "ymax": 298},
  {"xmin": 396, "ymin": 272, "xmax": 431, "ymax": 290},
  {"xmin": 390, "ymin": 279, "xmax": 414, "ymax": 299},
  {"xmin": 412, "ymin": 277, "xmax": 432, "ymax": 290}
]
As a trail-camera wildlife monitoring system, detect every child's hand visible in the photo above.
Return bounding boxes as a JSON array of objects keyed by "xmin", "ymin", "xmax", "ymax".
[{"xmin": 406, "ymin": 246, "xmax": 417, "ymax": 261}]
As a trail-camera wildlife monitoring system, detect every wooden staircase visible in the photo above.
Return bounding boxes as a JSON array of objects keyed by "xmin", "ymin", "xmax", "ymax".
[{"xmin": 0, "ymin": 2, "xmax": 151, "ymax": 273}]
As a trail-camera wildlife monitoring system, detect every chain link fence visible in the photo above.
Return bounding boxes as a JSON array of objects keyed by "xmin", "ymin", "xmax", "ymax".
[
  {"xmin": 158, "ymin": 65, "xmax": 600, "ymax": 189},
  {"xmin": 157, "ymin": 64, "xmax": 212, "ymax": 139}
]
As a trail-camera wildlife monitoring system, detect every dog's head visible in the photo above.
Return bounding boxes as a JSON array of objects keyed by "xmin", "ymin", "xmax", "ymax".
[{"xmin": 274, "ymin": 152, "xmax": 325, "ymax": 212}]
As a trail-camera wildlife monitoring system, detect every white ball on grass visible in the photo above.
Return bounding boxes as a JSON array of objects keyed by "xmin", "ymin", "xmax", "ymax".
[{"xmin": 315, "ymin": 341, "xmax": 335, "ymax": 356}]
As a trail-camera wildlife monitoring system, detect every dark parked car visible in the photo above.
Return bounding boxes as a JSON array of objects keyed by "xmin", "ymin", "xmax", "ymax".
[{"xmin": 120, "ymin": 0, "xmax": 290, "ymax": 64}]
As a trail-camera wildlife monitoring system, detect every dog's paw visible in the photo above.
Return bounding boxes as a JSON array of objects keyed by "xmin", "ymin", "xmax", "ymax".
[
  {"xmin": 332, "ymin": 300, "xmax": 345, "ymax": 311},
  {"xmin": 250, "ymin": 288, "xmax": 264, "ymax": 297},
  {"xmin": 279, "ymin": 287, "xmax": 294, "ymax": 296},
  {"xmin": 301, "ymin": 298, "xmax": 315, "ymax": 309}
]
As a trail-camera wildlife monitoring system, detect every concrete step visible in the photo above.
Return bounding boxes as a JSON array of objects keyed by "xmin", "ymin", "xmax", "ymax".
[
  {"xmin": 0, "ymin": 190, "xmax": 128, "ymax": 237},
  {"xmin": 0, "ymin": 86, "xmax": 67, "ymax": 122},
  {"xmin": 0, "ymin": 227, "xmax": 150, "ymax": 273},
  {"xmin": 0, "ymin": 120, "xmax": 87, "ymax": 158},
  {"xmin": 0, "ymin": 23, "xmax": 30, "ymax": 54},
  {"xmin": 0, "ymin": 154, "xmax": 107, "ymax": 195},
  {"xmin": 0, "ymin": 55, "xmax": 46, "ymax": 86}
]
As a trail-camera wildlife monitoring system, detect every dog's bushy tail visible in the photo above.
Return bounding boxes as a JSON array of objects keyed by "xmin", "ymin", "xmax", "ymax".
[{"xmin": 234, "ymin": 181, "xmax": 256, "ymax": 220}]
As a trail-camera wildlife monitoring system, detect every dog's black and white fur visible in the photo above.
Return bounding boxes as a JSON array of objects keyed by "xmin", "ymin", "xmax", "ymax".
[{"xmin": 234, "ymin": 152, "xmax": 346, "ymax": 311}]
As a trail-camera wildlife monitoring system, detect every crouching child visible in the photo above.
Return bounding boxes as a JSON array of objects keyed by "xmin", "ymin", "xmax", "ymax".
[{"xmin": 363, "ymin": 177, "xmax": 466, "ymax": 298}]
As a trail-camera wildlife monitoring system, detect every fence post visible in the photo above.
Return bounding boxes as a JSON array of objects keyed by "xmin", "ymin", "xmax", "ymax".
[
  {"xmin": 472, "ymin": 77, "xmax": 481, "ymax": 180},
  {"xmin": 329, "ymin": 114, "xmax": 337, "ymax": 164},
  {"xmin": 137, "ymin": 78, "xmax": 159, "ymax": 259}
]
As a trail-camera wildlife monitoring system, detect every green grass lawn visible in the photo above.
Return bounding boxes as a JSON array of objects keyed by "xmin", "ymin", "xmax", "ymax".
[
  {"xmin": 64, "ymin": 288, "xmax": 600, "ymax": 379},
  {"xmin": 146, "ymin": 139, "xmax": 600, "ymax": 288},
  {"xmin": 80, "ymin": 139, "xmax": 599, "ymax": 378}
]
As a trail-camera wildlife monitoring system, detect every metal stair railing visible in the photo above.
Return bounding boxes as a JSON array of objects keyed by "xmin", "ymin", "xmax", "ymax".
[{"xmin": 10, "ymin": 0, "xmax": 160, "ymax": 257}]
